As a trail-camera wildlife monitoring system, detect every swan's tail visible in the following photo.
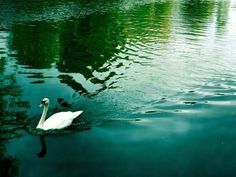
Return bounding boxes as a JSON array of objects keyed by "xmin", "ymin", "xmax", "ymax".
[{"xmin": 72, "ymin": 111, "xmax": 83, "ymax": 118}]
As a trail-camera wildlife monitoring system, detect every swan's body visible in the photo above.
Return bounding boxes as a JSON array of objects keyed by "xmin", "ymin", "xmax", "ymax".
[{"xmin": 36, "ymin": 98, "xmax": 82, "ymax": 130}]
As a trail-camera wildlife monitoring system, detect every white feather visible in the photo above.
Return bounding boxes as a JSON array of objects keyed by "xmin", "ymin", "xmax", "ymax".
[{"xmin": 43, "ymin": 111, "xmax": 83, "ymax": 130}]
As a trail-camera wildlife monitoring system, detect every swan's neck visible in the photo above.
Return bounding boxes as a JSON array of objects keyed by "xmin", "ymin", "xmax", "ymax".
[{"xmin": 36, "ymin": 105, "xmax": 49, "ymax": 129}]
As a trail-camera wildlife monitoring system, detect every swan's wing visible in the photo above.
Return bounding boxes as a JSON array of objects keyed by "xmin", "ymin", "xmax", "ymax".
[
  {"xmin": 43, "ymin": 111, "xmax": 83, "ymax": 130},
  {"xmin": 71, "ymin": 111, "xmax": 83, "ymax": 118}
]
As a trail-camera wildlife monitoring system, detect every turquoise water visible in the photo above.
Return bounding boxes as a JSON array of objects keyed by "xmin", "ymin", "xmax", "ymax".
[{"xmin": 1, "ymin": 0, "xmax": 236, "ymax": 176}]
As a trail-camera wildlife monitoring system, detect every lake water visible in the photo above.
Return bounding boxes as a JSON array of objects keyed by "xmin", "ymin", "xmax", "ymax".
[{"xmin": 1, "ymin": 0, "xmax": 236, "ymax": 176}]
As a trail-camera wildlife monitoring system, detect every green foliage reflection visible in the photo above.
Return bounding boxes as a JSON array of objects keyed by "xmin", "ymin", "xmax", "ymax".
[{"xmin": 11, "ymin": 22, "xmax": 59, "ymax": 68}]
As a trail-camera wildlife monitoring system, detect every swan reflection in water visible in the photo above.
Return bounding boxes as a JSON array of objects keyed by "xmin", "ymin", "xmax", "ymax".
[{"xmin": 36, "ymin": 135, "xmax": 47, "ymax": 158}]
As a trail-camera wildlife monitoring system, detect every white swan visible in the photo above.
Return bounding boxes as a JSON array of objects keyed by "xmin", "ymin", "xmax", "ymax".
[{"xmin": 36, "ymin": 98, "xmax": 83, "ymax": 130}]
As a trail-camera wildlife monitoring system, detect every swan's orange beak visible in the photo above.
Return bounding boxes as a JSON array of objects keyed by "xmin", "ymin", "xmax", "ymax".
[{"xmin": 39, "ymin": 103, "xmax": 43, "ymax": 107}]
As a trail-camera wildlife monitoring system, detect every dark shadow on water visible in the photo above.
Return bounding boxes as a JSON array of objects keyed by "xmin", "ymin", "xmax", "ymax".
[
  {"xmin": 36, "ymin": 135, "xmax": 47, "ymax": 158},
  {"xmin": 0, "ymin": 155, "xmax": 19, "ymax": 177}
]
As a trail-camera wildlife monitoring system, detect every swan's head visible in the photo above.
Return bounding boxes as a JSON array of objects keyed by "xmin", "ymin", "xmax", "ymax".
[{"xmin": 39, "ymin": 98, "xmax": 49, "ymax": 107}]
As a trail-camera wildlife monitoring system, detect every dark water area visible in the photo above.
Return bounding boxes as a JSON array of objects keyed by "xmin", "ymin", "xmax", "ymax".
[{"xmin": 1, "ymin": 0, "xmax": 236, "ymax": 176}]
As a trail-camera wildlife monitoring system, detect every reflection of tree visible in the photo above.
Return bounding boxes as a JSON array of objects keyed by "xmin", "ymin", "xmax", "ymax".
[
  {"xmin": 58, "ymin": 14, "xmax": 124, "ymax": 74},
  {"xmin": 180, "ymin": 0, "xmax": 214, "ymax": 30},
  {"xmin": 215, "ymin": 0, "xmax": 229, "ymax": 34},
  {"xmin": 0, "ymin": 61, "xmax": 29, "ymax": 139},
  {"xmin": 10, "ymin": 22, "xmax": 59, "ymax": 69},
  {"xmin": 0, "ymin": 30, "xmax": 29, "ymax": 177},
  {"xmin": 120, "ymin": 1, "xmax": 173, "ymax": 43},
  {"xmin": 9, "ymin": 1, "xmax": 174, "ymax": 96},
  {"xmin": 0, "ymin": 30, "xmax": 28, "ymax": 139},
  {"xmin": 57, "ymin": 2, "xmax": 174, "ymax": 94},
  {"xmin": 57, "ymin": 14, "xmax": 126, "ymax": 94}
]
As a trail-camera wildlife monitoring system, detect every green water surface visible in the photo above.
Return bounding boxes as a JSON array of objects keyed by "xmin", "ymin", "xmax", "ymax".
[{"xmin": 1, "ymin": 0, "xmax": 236, "ymax": 177}]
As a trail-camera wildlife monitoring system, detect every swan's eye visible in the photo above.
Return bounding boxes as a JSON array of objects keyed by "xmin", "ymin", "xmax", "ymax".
[{"xmin": 41, "ymin": 100, "xmax": 46, "ymax": 105}]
